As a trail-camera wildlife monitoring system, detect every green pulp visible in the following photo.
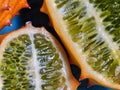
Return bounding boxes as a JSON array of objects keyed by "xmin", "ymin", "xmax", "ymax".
[
  {"xmin": 55, "ymin": 0, "xmax": 120, "ymax": 84},
  {"xmin": 0, "ymin": 33, "xmax": 66, "ymax": 90},
  {"xmin": 1, "ymin": 34, "xmax": 34, "ymax": 90},
  {"xmin": 34, "ymin": 33, "xmax": 67, "ymax": 90}
]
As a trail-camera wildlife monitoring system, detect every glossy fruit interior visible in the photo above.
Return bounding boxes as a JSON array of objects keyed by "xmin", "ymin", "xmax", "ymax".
[
  {"xmin": 51, "ymin": 0, "xmax": 120, "ymax": 85},
  {"xmin": 0, "ymin": 31, "xmax": 69, "ymax": 90}
]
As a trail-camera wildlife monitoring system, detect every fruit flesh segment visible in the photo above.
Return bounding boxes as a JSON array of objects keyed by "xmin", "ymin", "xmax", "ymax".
[
  {"xmin": 1, "ymin": 34, "xmax": 34, "ymax": 90},
  {"xmin": 89, "ymin": 0, "xmax": 120, "ymax": 49},
  {"xmin": 34, "ymin": 33, "xmax": 67, "ymax": 90},
  {"xmin": 0, "ymin": 33, "xmax": 67, "ymax": 89},
  {"xmin": 54, "ymin": 0, "xmax": 120, "ymax": 84}
]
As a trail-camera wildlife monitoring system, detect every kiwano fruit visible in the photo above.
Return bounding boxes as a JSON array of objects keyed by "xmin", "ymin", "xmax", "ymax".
[
  {"xmin": 41, "ymin": 0, "xmax": 120, "ymax": 89},
  {"xmin": 0, "ymin": 22, "xmax": 79, "ymax": 90},
  {"xmin": 0, "ymin": 0, "xmax": 30, "ymax": 30}
]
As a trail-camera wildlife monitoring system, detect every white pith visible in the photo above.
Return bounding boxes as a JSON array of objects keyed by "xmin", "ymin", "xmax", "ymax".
[
  {"xmin": 0, "ymin": 23, "xmax": 72, "ymax": 90},
  {"xmin": 29, "ymin": 30, "xmax": 42, "ymax": 90},
  {"xmin": 57, "ymin": 0, "xmax": 120, "ymax": 62},
  {"xmin": 45, "ymin": 0, "xmax": 120, "ymax": 89}
]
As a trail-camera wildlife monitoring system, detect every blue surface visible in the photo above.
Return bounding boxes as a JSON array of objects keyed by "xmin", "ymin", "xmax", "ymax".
[
  {"xmin": 0, "ymin": 16, "xmax": 112, "ymax": 90},
  {"xmin": 78, "ymin": 85, "xmax": 112, "ymax": 90},
  {"xmin": 0, "ymin": 16, "xmax": 23, "ymax": 34}
]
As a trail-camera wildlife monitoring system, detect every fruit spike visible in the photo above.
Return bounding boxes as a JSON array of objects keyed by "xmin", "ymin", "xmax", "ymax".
[
  {"xmin": 6, "ymin": 20, "xmax": 12, "ymax": 26},
  {"xmin": 0, "ymin": 0, "xmax": 30, "ymax": 30},
  {"xmin": 0, "ymin": 0, "xmax": 10, "ymax": 11}
]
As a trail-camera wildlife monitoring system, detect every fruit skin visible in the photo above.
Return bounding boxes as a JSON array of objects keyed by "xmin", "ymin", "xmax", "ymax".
[
  {"xmin": 0, "ymin": 34, "xmax": 8, "ymax": 44},
  {"xmin": 41, "ymin": 1, "xmax": 120, "ymax": 89},
  {"xmin": 0, "ymin": 0, "xmax": 30, "ymax": 30},
  {"xmin": 0, "ymin": 22, "xmax": 79, "ymax": 90},
  {"xmin": 0, "ymin": 0, "xmax": 9, "ymax": 12}
]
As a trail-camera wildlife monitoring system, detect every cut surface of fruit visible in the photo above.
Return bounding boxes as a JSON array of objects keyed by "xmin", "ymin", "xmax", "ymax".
[
  {"xmin": 0, "ymin": 22, "xmax": 79, "ymax": 90},
  {"xmin": 43, "ymin": 0, "xmax": 120, "ymax": 89},
  {"xmin": 0, "ymin": 0, "xmax": 29, "ymax": 30}
]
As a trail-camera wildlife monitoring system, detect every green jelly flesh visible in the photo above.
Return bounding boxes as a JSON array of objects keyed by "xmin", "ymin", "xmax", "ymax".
[
  {"xmin": 1, "ymin": 34, "xmax": 34, "ymax": 90},
  {"xmin": 1, "ymin": 33, "xmax": 66, "ymax": 90},
  {"xmin": 34, "ymin": 33, "xmax": 66, "ymax": 90},
  {"xmin": 55, "ymin": 0, "xmax": 120, "ymax": 84}
]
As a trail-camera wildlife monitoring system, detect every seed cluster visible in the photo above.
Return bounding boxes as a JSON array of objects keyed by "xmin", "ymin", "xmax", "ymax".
[
  {"xmin": 34, "ymin": 33, "xmax": 67, "ymax": 90},
  {"xmin": 55, "ymin": 0, "xmax": 120, "ymax": 84},
  {"xmin": 89, "ymin": 0, "xmax": 120, "ymax": 49},
  {"xmin": 1, "ymin": 34, "xmax": 35, "ymax": 90},
  {"xmin": 0, "ymin": 33, "xmax": 68, "ymax": 90}
]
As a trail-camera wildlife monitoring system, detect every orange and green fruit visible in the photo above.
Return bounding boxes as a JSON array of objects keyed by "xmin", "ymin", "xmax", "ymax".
[
  {"xmin": 41, "ymin": 0, "xmax": 120, "ymax": 89},
  {"xmin": 0, "ymin": 22, "xmax": 79, "ymax": 90}
]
